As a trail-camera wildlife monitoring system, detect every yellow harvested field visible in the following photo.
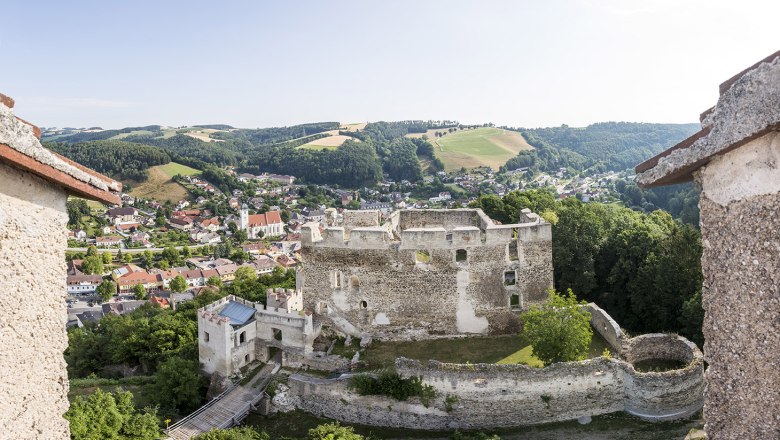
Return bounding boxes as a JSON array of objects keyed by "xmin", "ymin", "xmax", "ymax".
[
  {"xmin": 183, "ymin": 128, "xmax": 224, "ymax": 142},
  {"xmin": 298, "ymin": 133, "xmax": 359, "ymax": 150},
  {"xmin": 129, "ymin": 166, "xmax": 189, "ymax": 203},
  {"xmin": 339, "ymin": 122, "xmax": 367, "ymax": 131}
]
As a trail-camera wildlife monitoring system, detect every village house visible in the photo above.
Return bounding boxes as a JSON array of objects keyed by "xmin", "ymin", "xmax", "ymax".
[
  {"xmin": 96, "ymin": 235, "xmax": 122, "ymax": 247},
  {"xmin": 117, "ymin": 271, "xmax": 162, "ymax": 295},
  {"xmin": 237, "ymin": 172, "xmax": 256, "ymax": 183},
  {"xmin": 199, "ymin": 216, "xmax": 220, "ymax": 231},
  {"xmin": 68, "ymin": 229, "xmax": 87, "ymax": 241},
  {"xmin": 106, "ymin": 206, "xmax": 137, "ymax": 224},
  {"xmin": 0, "ymin": 92, "xmax": 121, "ymax": 439},
  {"xmin": 635, "ymin": 52, "xmax": 780, "ymax": 439},
  {"xmin": 169, "ymin": 216, "xmax": 194, "ymax": 231},
  {"xmin": 66, "ymin": 274, "xmax": 104, "ymax": 295}
]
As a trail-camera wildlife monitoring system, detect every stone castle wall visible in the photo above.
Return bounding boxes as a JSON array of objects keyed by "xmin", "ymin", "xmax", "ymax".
[
  {"xmin": 0, "ymin": 162, "xmax": 71, "ymax": 439},
  {"xmin": 288, "ymin": 336, "xmax": 703, "ymax": 430},
  {"xmin": 299, "ymin": 209, "xmax": 553, "ymax": 339},
  {"xmin": 285, "ymin": 304, "xmax": 704, "ymax": 430}
]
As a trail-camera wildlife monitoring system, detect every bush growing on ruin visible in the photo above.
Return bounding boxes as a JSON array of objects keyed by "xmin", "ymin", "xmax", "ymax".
[
  {"xmin": 348, "ymin": 370, "xmax": 436, "ymax": 404},
  {"xmin": 308, "ymin": 422, "xmax": 364, "ymax": 440},
  {"xmin": 520, "ymin": 288, "xmax": 592, "ymax": 365}
]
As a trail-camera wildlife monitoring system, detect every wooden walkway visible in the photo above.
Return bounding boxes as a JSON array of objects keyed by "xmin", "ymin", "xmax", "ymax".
[{"xmin": 166, "ymin": 360, "xmax": 278, "ymax": 440}]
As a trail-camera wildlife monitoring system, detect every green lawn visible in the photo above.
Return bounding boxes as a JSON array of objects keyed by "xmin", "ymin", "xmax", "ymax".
[
  {"xmin": 157, "ymin": 162, "xmax": 201, "ymax": 177},
  {"xmin": 361, "ymin": 329, "xmax": 612, "ymax": 369},
  {"xmin": 496, "ymin": 345, "xmax": 545, "ymax": 367},
  {"xmin": 361, "ymin": 335, "xmax": 531, "ymax": 368}
]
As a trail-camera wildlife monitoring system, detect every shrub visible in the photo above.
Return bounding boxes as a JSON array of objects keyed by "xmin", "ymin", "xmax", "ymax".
[{"xmin": 348, "ymin": 370, "xmax": 437, "ymax": 403}]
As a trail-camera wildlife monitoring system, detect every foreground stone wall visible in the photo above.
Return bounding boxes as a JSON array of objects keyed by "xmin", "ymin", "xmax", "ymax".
[
  {"xmin": 696, "ymin": 131, "xmax": 780, "ymax": 438},
  {"xmin": 0, "ymin": 162, "xmax": 70, "ymax": 439}
]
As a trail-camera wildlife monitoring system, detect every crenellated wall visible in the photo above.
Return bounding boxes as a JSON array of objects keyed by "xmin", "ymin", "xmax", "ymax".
[{"xmin": 299, "ymin": 209, "xmax": 553, "ymax": 340}]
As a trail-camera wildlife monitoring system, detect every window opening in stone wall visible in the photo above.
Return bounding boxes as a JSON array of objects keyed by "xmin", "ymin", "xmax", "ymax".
[
  {"xmin": 456, "ymin": 249, "xmax": 467, "ymax": 262},
  {"xmin": 446, "ymin": 233, "xmax": 453, "ymax": 242},
  {"xmin": 360, "ymin": 300, "xmax": 368, "ymax": 309},
  {"xmin": 508, "ymin": 230, "xmax": 519, "ymax": 261},
  {"xmin": 244, "ymin": 354, "xmax": 249, "ymax": 363},
  {"xmin": 272, "ymin": 328, "xmax": 283, "ymax": 341},
  {"xmin": 239, "ymin": 331, "xmax": 246, "ymax": 343},
  {"xmin": 332, "ymin": 270, "xmax": 342, "ymax": 288},
  {"xmin": 204, "ymin": 331, "xmax": 209, "ymax": 343},
  {"xmin": 415, "ymin": 250, "xmax": 431, "ymax": 264},
  {"xmin": 504, "ymin": 270, "xmax": 516, "ymax": 286},
  {"xmin": 510, "ymin": 294, "xmax": 520, "ymax": 307},
  {"xmin": 351, "ymin": 275, "xmax": 360, "ymax": 288}
]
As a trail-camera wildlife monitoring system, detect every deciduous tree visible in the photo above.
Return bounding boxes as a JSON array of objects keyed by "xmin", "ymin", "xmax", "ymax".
[
  {"xmin": 96, "ymin": 280, "xmax": 115, "ymax": 302},
  {"xmin": 170, "ymin": 275, "xmax": 188, "ymax": 293},
  {"xmin": 521, "ymin": 289, "xmax": 593, "ymax": 365},
  {"xmin": 134, "ymin": 284, "xmax": 147, "ymax": 300}
]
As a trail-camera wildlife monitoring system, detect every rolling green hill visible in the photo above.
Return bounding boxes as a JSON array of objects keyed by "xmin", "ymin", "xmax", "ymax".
[{"xmin": 424, "ymin": 127, "xmax": 533, "ymax": 170}]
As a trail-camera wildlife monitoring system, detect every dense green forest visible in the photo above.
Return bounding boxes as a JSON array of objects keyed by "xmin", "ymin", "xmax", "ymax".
[
  {"xmin": 241, "ymin": 120, "xmax": 445, "ymax": 186},
  {"xmin": 47, "ymin": 140, "xmax": 171, "ymax": 181},
  {"xmin": 473, "ymin": 189, "xmax": 704, "ymax": 346},
  {"xmin": 212, "ymin": 122, "xmax": 338, "ymax": 144},
  {"xmin": 48, "ymin": 125, "xmax": 162, "ymax": 143},
  {"xmin": 503, "ymin": 122, "xmax": 699, "ymax": 174},
  {"xmin": 614, "ymin": 180, "xmax": 700, "ymax": 226}
]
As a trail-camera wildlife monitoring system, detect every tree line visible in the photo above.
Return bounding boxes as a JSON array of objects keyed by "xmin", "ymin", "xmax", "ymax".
[
  {"xmin": 473, "ymin": 189, "xmax": 704, "ymax": 346},
  {"xmin": 47, "ymin": 140, "xmax": 171, "ymax": 181}
]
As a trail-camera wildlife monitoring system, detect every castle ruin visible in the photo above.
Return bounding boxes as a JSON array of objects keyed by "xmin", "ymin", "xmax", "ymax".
[{"xmin": 298, "ymin": 208, "xmax": 553, "ymax": 339}]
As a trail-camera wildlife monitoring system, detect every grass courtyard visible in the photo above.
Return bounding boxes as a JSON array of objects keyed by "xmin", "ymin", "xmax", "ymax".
[{"xmin": 360, "ymin": 329, "xmax": 611, "ymax": 370}]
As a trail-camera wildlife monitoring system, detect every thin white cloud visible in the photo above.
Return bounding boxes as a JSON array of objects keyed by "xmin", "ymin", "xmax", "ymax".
[{"xmin": 24, "ymin": 97, "xmax": 140, "ymax": 110}]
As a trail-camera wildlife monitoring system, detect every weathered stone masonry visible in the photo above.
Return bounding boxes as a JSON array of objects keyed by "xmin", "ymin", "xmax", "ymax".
[
  {"xmin": 636, "ymin": 51, "xmax": 780, "ymax": 439},
  {"xmin": 298, "ymin": 208, "xmax": 553, "ymax": 340},
  {"xmin": 284, "ymin": 303, "xmax": 704, "ymax": 430},
  {"xmin": 0, "ymin": 94, "xmax": 120, "ymax": 439}
]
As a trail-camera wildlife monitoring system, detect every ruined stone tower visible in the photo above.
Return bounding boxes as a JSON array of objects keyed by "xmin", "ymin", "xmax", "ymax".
[{"xmin": 299, "ymin": 208, "xmax": 553, "ymax": 340}]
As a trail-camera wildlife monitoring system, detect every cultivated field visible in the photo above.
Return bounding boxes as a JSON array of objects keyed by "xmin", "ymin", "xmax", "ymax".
[
  {"xmin": 108, "ymin": 130, "xmax": 155, "ymax": 140},
  {"xmin": 129, "ymin": 162, "xmax": 198, "ymax": 203},
  {"xmin": 409, "ymin": 127, "xmax": 533, "ymax": 170},
  {"xmin": 298, "ymin": 129, "xmax": 359, "ymax": 150},
  {"xmin": 339, "ymin": 122, "xmax": 367, "ymax": 131}
]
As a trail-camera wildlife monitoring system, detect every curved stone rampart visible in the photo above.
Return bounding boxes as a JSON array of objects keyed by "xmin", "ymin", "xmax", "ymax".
[{"xmin": 287, "ymin": 331, "xmax": 703, "ymax": 430}]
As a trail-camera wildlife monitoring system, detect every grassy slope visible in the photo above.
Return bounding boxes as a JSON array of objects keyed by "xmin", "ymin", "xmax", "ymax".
[
  {"xmin": 157, "ymin": 162, "xmax": 201, "ymax": 177},
  {"xmin": 409, "ymin": 127, "xmax": 533, "ymax": 171},
  {"xmin": 129, "ymin": 162, "xmax": 199, "ymax": 203}
]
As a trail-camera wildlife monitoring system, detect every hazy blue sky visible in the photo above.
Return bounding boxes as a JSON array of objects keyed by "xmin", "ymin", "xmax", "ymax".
[{"xmin": 3, "ymin": 0, "xmax": 778, "ymax": 129}]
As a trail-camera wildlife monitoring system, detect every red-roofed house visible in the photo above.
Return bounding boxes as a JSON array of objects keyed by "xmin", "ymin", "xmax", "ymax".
[{"xmin": 150, "ymin": 295, "xmax": 170, "ymax": 309}]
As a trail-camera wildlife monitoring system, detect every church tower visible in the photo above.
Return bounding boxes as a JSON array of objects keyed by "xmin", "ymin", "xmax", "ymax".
[{"xmin": 240, "ymin": 204, "xmax": 249, "ymax": 231}]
